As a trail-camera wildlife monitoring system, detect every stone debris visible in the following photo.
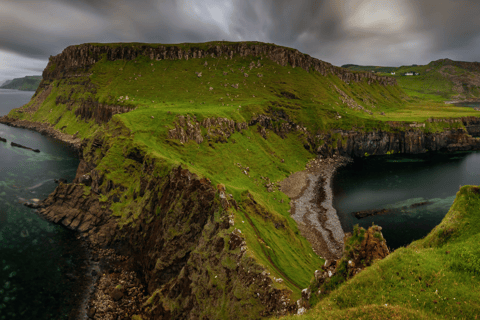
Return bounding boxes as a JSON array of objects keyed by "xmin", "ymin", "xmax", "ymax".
[
  {"xmin": 333, "ymin": 84, "xmax": 373, "ymax": 115},
  {"xmin": 279, "ymin": 156, "xmax": 352, "ymax": 259},
  {"xmin": 168, "ymin": 114, "xmax": 248, "ymax": 144}
]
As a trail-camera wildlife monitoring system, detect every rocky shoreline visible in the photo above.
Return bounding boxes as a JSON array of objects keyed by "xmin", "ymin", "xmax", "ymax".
[
  {"xmin": 0, "ymin": 116, "xmax": 82, "ymax": 154},
  {"xmin": 0, "ymin": 116, "xmax": 140, "ymax": 319},
  {"xmin": 280, "ymin": 155, "xmax": 351, "ymax": 260}
]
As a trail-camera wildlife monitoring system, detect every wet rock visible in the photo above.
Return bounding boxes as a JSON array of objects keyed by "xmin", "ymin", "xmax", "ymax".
[
  {"xmin": 352, "ymin": 208, "xmax": 390, "ymax": 219},
  {"xmin": 0, "ymin": 137, "xmax": 6, "ymax": 143},
  {"xmin": 10, "ymin": 142, "xmax": 40, "ymax": 153}
]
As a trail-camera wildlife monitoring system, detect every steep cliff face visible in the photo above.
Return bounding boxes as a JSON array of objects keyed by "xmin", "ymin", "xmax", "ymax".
[
  {"xmin": 38, "ymin": 137, "xmax": 296, "ymax": 319},
  {"xmin": 316, "ymin": 118, "xmax": 480, "ymax": 157},
  {"xmin": 43, "ymin": 42, "xmax": 396, "ymax": 86}
]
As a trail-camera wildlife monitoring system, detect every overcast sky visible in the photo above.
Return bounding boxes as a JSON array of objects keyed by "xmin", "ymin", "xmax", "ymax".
[{"xmin": 1, "ymin": 0, "xmax": 480, "ymax": 84}]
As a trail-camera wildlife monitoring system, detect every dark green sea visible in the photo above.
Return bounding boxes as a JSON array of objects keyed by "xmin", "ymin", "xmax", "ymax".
[
  {"xmin": 0, "ymin": 89, "xmax": 83, "ymax": 319},
  {"xmin": 333, "ymin": 151, "xmax": 480, "ymax": 249}
]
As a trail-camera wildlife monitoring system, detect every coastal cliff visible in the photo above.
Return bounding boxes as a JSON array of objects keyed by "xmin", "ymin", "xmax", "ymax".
[
  {"xmin": 42, "ymin": 42, "xmax": 396, "ymax": 87},
  {"xmin": 3, "ymin": 40, "xmax": 480, "ymax": 319},
  {"xmin": 37, "ymin": 134, "xmax": 296, "ymax": 319}
]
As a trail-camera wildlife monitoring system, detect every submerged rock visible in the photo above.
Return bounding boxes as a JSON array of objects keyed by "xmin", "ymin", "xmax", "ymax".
[{"xmin": 10, "ymin": 142, "xmax": 40, "ymax": 153}]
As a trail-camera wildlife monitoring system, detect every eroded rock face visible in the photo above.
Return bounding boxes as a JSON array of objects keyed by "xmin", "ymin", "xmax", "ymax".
[
  {"xmin": 316, "ymin": 122, "xmax": 480, "ymax": 158},
  {"xmin": 38, "ymin": 141, "xmax": 296, "ymax": 319},
  {"xmin": 168, "ymin": 115, "xmax": 248, "ymax": 144},
  {"xmin": 300, "ymin": 225, "xmax": 389, "ymax": 310},
  {"xmin": 74, "ymin": 97, "xmax": 135, "ymax": 124},
  {"xmin": 42, "ymin": 42, "xmax": 397, "ymax": 87}
]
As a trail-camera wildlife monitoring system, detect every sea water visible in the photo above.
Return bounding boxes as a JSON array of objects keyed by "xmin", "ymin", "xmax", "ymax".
[
  {"xmin": 0, "ymin": 89, "xmax": 81, "ymax": 319},
  {"xmin": 332, "ymin": 151, "xmax": 480, "ymax": 249}
]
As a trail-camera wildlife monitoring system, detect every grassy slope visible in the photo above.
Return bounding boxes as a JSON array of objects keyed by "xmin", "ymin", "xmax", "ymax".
[
  {"xmin": 285, "ymin": 185, "xmax": 480, "ymax": 320},
  {"xmin": 7, "ymin": 42, "xmax": 480, "ymax": 307},
  {"xmin": 343, "ymin": 60, "xmax": 480, "ymax": 103}
]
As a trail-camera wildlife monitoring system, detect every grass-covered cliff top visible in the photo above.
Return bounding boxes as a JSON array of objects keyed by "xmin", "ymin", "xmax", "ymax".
[
  {"xmin": 5, "ymin": 41, "xmax": 480, "ymax": 312},
  {"xmin": 343, "ymin": 59, "xmax": 480, "ymax": 102}
]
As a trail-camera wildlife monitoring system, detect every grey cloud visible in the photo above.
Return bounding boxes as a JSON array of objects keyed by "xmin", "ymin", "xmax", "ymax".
[{"xmin": 1, "ymin": 0, "xmax": 480, "ymax": 77}]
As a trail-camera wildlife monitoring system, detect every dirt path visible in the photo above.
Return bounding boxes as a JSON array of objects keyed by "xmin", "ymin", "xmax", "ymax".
[{"xmin": 280, "ymin": 156, "xmax": 351, "ymax": 260}]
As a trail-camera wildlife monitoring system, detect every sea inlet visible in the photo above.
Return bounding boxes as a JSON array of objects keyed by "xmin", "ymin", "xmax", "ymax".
[
  {"xmin": 333, "ymin": 151, "xmax": 480, "ymax": 249},
  {"xmin": 0, "ymin": 89, "xmax": 83, "ymax": 319}
]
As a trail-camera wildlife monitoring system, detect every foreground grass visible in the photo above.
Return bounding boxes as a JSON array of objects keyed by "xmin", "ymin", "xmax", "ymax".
[{"xmin": 283, "ymin": 185, "xmax": 480, "ymax": 319}]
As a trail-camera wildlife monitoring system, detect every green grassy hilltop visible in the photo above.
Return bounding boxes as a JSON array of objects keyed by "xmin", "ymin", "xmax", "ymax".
[
  {"xmin": 343, "ymin": 59, "xmax": 480, "ymax": 102},
  {"xmin": 5, "ymin": 42, "xmax": 480, "ymax": 318}
]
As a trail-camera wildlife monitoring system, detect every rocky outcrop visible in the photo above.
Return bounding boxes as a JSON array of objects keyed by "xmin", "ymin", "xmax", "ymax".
[
  {"xmin": 333, "ymin": 84, "xmax": 374, "ymax": 115},
  {"xmin": 168, "ymin": 109, "xmax": 308, "ymax": 145},
  {"xmin": 300, "ymin": 225, "xmax": 388, "ymax": 310},
  {"xmin": 0, "ymin": 116, "xmax": 82, "ymax": 153},
  {"xmin": 316, "ymin": 126, "xmax": 480, "ymax": 158},
  {"xmin": 168, "ymin": 114, "xmax": 248, "ymax": 144},
  {"xmin": 461, "ymin": 116, "xmax": 480, "ymax": 137},
  {"xmin": 43, "ymin": 42, "xmax": 396, "ymax": 87},
  {"xmin": 37, "ymin": 139, "xmax": 296, "ymax": 319},
  {"xmin": 74, "ymin": 97, "xmax": 135, "ymax": 124}
]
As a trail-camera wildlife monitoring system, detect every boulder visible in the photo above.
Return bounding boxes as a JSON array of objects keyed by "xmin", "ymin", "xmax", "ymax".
[
  {"xmin": 110, "ymin": 287, "xmax": 124, "ymax": 301},
  {"xmin": 79, "ymin": 175, "xmax": 92, "ymax": 186}
]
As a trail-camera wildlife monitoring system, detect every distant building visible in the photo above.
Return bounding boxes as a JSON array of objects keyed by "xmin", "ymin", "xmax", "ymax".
[
  {"xmin": 391, "ymin": 72, "xmax": 396, "ymax": 75},
  {"xmin": 404, "ymin": 71, "xmax": 420, "ymax": 76}
]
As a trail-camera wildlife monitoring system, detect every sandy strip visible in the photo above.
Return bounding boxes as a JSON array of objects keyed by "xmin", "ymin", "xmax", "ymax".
[{"xmin": 280, "ymin": 156, "xmax": 351, "ymax": 260}]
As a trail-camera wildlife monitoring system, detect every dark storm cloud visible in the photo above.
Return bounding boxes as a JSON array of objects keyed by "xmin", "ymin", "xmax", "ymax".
[
  {"xmin": 0, "ymin": 0, "xmax": 229, "ymax": 60},
  {"xmin": 411, "ymin": 0, "xmax": 480, "ymax": 61},
  {"xmin": 1, "ymin": 0, "xmax": 480, "ymax": 83}
]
